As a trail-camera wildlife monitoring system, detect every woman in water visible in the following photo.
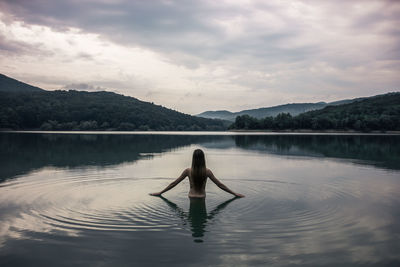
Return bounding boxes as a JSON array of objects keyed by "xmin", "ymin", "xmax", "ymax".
[{"xmin": 150, "ymin": 149, "xmax": 244, "ymax": 198}]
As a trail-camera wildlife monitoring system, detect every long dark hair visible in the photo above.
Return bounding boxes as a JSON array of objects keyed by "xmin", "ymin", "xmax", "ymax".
[{"xmin": 191, "ymin": 149, "xmax": 207, "ymax": 187}]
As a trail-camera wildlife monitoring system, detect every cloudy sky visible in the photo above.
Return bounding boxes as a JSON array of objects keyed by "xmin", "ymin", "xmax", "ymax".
[{"xmin": 0, "ymin": 0, "xmax": 399, "ymax": 114}]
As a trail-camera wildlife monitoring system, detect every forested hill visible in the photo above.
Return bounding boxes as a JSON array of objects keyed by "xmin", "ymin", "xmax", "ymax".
[
  {"xmin": 239, "ymin": 103, "xmax": 328, "ymax": 119},
  {"xmin": 197, "ymin": 103, "xmax": 327, "ymax": 121},
  {"xmin": 229, "ymin": 92, "xmax": 400, "ymax": 131},
  {"xmin": 0, "ymin": 88, "xmax": 227, "ymax": 131},
  {"xmin": 0, "ymin": 74, "xmax": 44, "ymax": 92},
  {"xmin": 197, "ymin": 100, "xmax": 363, "ymax": 121}
]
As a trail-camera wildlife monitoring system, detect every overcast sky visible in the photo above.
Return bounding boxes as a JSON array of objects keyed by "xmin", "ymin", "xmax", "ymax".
[{"xmin": 0, "ymin": 0, "xmax": 399, "ymax": 114}]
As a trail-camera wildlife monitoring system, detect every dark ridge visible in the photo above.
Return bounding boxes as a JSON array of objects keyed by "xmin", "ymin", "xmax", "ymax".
[
  {"xmin": 0, "ymin": 74, "xmax": 227, "ymax": 131},
  {"xmin": 229, "ymin": 92, "xmax": 400, "ymax": 132},
  {"xmin": 0, "ymin": 73, "xmax": 44, "ymax": 92}
]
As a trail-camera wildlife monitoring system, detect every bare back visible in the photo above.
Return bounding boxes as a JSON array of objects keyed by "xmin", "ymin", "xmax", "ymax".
[{"xmin": 188, "ymin": 167, "xmax": 208, "ymax": 198}]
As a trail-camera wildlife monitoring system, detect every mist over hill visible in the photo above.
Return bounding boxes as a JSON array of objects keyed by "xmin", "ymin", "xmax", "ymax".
[{"xmin": 197, "ymin": 99, "xmax": 363, "ymax": 121}]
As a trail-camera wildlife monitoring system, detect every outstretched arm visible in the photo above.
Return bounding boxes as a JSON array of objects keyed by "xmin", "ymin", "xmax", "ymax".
[
  {"xmin": 150, "ymin": 168, "xmax": 189, "ymax": 196},
  {"xmin": 207, "ymin": 169, "xmax": 244, "ymax": 198}
]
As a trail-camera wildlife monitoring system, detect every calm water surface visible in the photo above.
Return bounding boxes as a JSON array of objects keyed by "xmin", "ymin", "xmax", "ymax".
[{"xmin": 0, "ymin": 132, "xmax": 399, "ymax": 266}]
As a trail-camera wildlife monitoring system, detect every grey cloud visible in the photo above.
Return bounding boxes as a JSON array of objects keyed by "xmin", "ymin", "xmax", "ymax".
[
  {"xmin": 0, "ymin": 0, "xmax": 399, "ymax": 112},
  {"xmin": 1, "ymin": 0, "xmax": 398, "ymax": 65},
  {"xmin": 0, "ymin": 32, "xmax": 54, "ymax": 56},
  {"xmin": 16, "ymin": 1, "xmax": 400, "ymax": 70},
  {"xmin": 0, "ymin": 0, "xmax": 319, "ymax": 66},
  {"xmin": 350, "ymin": 1, "xmax": 400, "ymax": 31},
  {"xmin": 76, "ymin": 52, "xmax": 95, "ymax": 61},
  {"xmin": 59, "ymin": 78, "xmax": 155, "ymax": 98},
  {"xmin": 0, "ymin": 35, "xmax": 24, "ymax": 53},
  {"xmin": 61, "ymin": 83, "xmax": 107, "ymax": 92}
]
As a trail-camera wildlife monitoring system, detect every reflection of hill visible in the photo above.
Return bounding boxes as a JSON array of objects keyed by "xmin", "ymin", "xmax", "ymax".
[
  {"xmin": 0, "ymin": 133, "xmax": 222, "ymax": 182},
  {"xmin": 233, "ymin": 135, "xmax": 400, "ymax": 170},
  {"xmin": 1, "ymin": 133, "xmax": 399, "ymax": 183}
]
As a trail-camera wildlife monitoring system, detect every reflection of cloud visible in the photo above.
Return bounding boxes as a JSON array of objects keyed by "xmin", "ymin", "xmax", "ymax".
[{"xmin": 0, "ymin": 142, "xmax": 399, "ymax": 265}]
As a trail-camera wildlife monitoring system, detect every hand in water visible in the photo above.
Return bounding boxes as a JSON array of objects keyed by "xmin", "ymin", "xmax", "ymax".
[
  {"xmin": 235, "ymin": 193, "xmax": 245, "ymax": 198},
  {"xmin": 149, "ymin": 192, "xmax": 162, "ymax": 196}
]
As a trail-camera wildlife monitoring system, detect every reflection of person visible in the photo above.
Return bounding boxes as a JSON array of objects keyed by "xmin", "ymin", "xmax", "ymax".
[
  {"xmin": 159, "ymin": 195, "xmax": 238, "ymax": 242},
  {"xmin": 150, "ymin": 149, "xmax": 244, "ymax": 198}
]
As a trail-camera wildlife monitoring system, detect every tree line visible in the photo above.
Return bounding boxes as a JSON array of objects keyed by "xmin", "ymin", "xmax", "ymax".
[
  {"xmin": 229, "ymin": 93, "xmax": 400, "ymax": 131},
  {"xmin": 0, "ymin": 90, "xmax": 227, "ymax": 131}
]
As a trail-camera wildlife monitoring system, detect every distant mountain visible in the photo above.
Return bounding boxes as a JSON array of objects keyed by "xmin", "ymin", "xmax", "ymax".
[
  {"xmin": 197, "ymin": 98, "xmax": 365, "ymax": 121},
  {"xmin": 197, "ymin": 103, "xmax": 327, "ymax": 121},
  {"xmin": 328, "ymin": 97, "xmax": 366, "ymax": 106},
  {"xmin": 0, "ymin": 75, "xmax": 226, "ymax": 131},
  {"xmin": 229, "ymin": 92, "xmax": 400, "ymax": 131},
  {"xmin": 197, "ymin": 110, "xmax": 236, "ymax": 121},
  {"xmin": 237, "ymin": 103, "xmax": 328, "ymax": 119},
  {"xmin": 0, "ymin": 73, "xmax": 44, "ymax": 92}
]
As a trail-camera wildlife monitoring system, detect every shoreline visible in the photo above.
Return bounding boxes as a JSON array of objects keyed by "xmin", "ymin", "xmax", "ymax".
[
  {"xmin": 1, "ymin": 130, "xmax": 400, "ymax": 136},
  {"xmin": 229, "ymin": 129, "xmax": 400, "ymax": 134}
]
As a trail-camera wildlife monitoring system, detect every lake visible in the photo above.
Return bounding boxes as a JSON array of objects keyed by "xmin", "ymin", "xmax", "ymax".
[{"xmin": 0, "ymin": 132, "xmax": 399, "ymax": 266}]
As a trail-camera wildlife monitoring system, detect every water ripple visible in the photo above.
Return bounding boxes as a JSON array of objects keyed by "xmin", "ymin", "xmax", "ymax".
[{"xmin": 0, "ymin": 169, "xmax": 395, "ymax": 241}]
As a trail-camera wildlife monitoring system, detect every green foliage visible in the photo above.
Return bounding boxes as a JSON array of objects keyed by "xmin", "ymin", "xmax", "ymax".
[
  {"xmin": 230, "ymin": 93, "xmax": 400, "ymax": 132},
  {"xmin": 0, "ymin": 90, "xmax": 226, "ymax": 131}
]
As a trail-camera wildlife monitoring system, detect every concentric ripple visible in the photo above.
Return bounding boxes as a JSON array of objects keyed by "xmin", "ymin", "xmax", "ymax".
[
  {"xmin": 0, "ymin": 170, "xmax": 186, "ymax": 236},
  {"xmin": 0, "ymin": 163, "xmax": 399, "ymax": 255},
  {"xmin": 202, "ymin": 177, "xmax": 379, "ymax": 239}
]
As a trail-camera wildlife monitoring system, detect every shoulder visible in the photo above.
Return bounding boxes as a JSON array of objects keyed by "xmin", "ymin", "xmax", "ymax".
[
  {"xmin": 179, "ymin": 168, "xmax": 190, "ymax": 178},
  {"xmin": 206, "ymin": 169, "xmax": 218, "ymax": 181}
]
